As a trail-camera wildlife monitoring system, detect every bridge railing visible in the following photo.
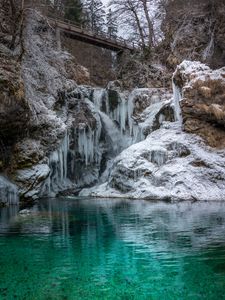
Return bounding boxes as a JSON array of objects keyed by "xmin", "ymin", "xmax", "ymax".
[{"xmin": 51, "ymin": 17, "xmax": 136, "ymax": 50}]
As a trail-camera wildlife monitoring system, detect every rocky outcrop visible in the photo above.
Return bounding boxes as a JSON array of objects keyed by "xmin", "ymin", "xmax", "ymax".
[
  {"xmin": 64, "ymin": 56, "xmax": 91, "ymax": 85},
  {"xmin": 0, "ymin": 0, "xmax": 29, "ymax": 172},
  {"xmin": 80, "ymin": 123, "xmax": 225, "ymax": 201},
  {"xmin": 173, "ymin": 60, "xmax": 225, "ymax": 148},
  {"xmin": 0, "ymin": 8, "xmax": 97, "ymax": 204}
]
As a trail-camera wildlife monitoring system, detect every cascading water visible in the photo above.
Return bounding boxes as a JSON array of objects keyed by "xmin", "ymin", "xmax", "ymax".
[{"xmin": 0, "ymin": 175, "xmax": 19, "ymax": 205}]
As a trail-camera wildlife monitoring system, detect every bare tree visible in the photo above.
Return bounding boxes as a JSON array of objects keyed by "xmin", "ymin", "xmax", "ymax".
[
  {"xmin": 139, "ymin": 0, "xmax": 155, "ymax": 47},
  {"xmin": 109, "ymin": 0, "xmax": 161, "ymax": 51},
  {"xmin": 109, "ymin": 0, "xmax": 146, "ymax": 49},
  {"xmin": 83, "ymin": 0, "xmax": 106, "ymax": 33}
]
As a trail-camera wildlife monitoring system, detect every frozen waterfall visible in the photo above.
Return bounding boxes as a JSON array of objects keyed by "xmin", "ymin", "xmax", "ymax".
[{"xmin": 43, "ymin": 86, "xmax": 172, "ymax": 196}]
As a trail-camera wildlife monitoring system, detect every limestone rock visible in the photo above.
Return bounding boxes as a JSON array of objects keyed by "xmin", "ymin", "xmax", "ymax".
[
  {"xmin": 11, "ymin": 139, "xmax": 45, "ymax": 169},
  {"xmin": 173, "ymin": 60, "xmax": 225, "ymax": 148},
  {"xmin": 15, "ymin": 164, "xmax": 50, "ymax": 200}
]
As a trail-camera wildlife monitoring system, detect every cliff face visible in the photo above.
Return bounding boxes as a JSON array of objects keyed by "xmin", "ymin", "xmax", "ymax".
[
  {"xmin": 161, "ymin": 0, "xmax": 225, "ymax": 69},
  {"xmin": 173, "ymin": 61, "xmax": 225, "ymax": 148},
  {"xmin": 0, "ymin": 0, "xmax": 29, "ymax": 172},
  {"xmin": 0, "ymin": 8, "xmax": 93, "ymax": 202}
]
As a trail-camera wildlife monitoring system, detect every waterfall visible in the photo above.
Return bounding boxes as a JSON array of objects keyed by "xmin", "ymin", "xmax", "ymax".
[
  {"xmin": 92, "ymin": 88, "xmax": 106, "ymax": 111},
  {"xmin": 172, "ymin": 80, "xmax": 183, "ymax": 124},
  {"xmin": 0, "ymin": 175, "xmax": 19, "ymax": 205},
  {"xmin": 99, "ymin": 111, "xmax": 125, "ymax": 155}
]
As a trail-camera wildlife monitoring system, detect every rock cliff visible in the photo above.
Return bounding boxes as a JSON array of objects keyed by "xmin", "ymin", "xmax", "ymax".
[
  {"xmin": 161, "ymin": 0, "xmax": 225, "ymax": 69},
  {"xmin": 173, "ymin": 61, "xmax": 225, "ymax": 148}
]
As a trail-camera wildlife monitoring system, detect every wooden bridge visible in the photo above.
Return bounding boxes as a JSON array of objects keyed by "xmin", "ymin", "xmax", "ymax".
[
  {"xmin": 23, "ymin": 0, "xmax": 136, "ymax": 52},
  {"xmin": 48, "ymin": 17, "xmax": 136, "ymax": 53}
]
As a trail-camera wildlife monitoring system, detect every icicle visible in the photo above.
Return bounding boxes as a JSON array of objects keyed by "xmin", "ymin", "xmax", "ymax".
[
  {"xmin": 41, "ymin": 132, "xmax": 71, "ymax": 197},
  {"xmin": 0, "ymin": 175, "xmax": 19, "ymax": 205},
  {"xmin": 92, "ymin": 88, "xmax": 105, "ymax": 111},
  {"xmin": 119, "ymin": 97, "xmax": 128, "ymax": 133},
  {"xmin": 127, "ymin": 91, "xmax": 135, "ymax": 136},
  {"xmin": 172, "ymin": 79, "xmax": 183, "ymax": 124},
  {"xmin": 203, "ymin": 30, "xmax": 215, "ymax": 61},
  {"xmin": 77, "ymin": 123, "xmax": 102, "ymax": 166}
]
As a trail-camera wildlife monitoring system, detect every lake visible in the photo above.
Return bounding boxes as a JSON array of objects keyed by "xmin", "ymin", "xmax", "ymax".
[{"xmin": 0, "ymin": 198, "xmax": 225, "ymax": 299}]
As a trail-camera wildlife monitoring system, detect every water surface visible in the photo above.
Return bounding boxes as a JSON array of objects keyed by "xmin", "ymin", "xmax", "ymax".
[{"xmin": 0, "ymin": 198, "xmax": 225, "ymax": 300}]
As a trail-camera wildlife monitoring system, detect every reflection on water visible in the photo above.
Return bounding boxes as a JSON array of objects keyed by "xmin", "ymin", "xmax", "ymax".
[{"xmin": 0, "ymin": 198, "xmax": 225, "ymax": 300}]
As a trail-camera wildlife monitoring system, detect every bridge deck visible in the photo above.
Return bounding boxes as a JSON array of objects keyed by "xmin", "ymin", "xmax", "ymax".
[{"xmin": 48, "ymin": 18, "xmax": 135, "ymax": 52}]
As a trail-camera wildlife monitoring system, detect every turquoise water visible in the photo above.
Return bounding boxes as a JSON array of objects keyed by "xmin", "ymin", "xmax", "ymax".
[{"xmin": 0, "ymin": 198, "xmax": 225, "ymax": 300}]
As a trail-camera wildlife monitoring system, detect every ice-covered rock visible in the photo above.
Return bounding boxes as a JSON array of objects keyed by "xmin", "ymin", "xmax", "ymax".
[
  {"xmin": 173, "ymin": 60, "xmax": 225, "ymax": 148},
  {"xmin": 80, "ymin": 122, "xmax": 225, "ymax": 201}
]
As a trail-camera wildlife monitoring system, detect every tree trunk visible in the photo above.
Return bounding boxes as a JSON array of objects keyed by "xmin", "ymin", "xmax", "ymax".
[
  {"xmin": 9, "ymin": 0, "xmax": 18, "ymax": 49},
  {"xmin": 141, "ymin": 0, "xmax": 155, "ymax": 47},
  {"xmin": 130, "ymin": 7, "xmax": 146, "ymax": 50}
]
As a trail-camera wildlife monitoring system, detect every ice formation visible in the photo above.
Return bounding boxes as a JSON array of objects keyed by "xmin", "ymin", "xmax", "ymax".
[
  {"xmin": 80, "ymin": 62, "xmax": 225, "ymax": 201},
  {"xmin": 41, "ymin": 134, "xmax": 71, "ymax": 196},
  {"xmin": 0, "ymin": 175, "xmax": 19, "ymax": 205},
  {"xmin": 42, "ymin": 86, "xmax": 171, "ymax": 196},
  {"xmin": 203, "ymin": 30, "xmax": 215, "ymax": 61},
  {"xmin": 99, "ymin": 111, "xmax": 124, "ymax": 155},
  {"xmin": 172, "ymin": 79, "xmax": 183, "ymax": 123}
]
